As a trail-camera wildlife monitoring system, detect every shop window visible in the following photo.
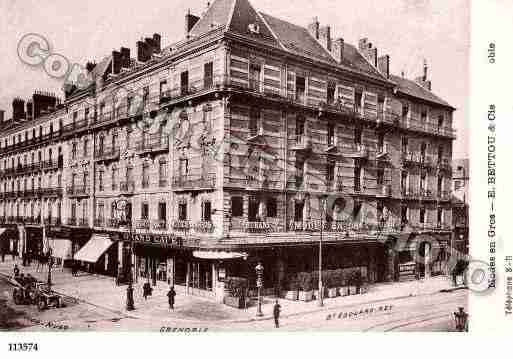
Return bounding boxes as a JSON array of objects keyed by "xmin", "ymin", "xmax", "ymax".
[
  {"xmin": 202, "ymin": 201, "xmax": 212, "ymax": 222},
  {"xmin": 266, "ymin": 198, "xmax": 277, "ymax": 218},
  {"xmin": 178, "ymin": 202, "xmax": 187, "ymax": 221},
  {"xmin": 420, "ymin": 208, "xmax": 426, "ymax": 224},
  {"xmin": 352, "ymin": 201, "xmax": 362, "ymax": 221},
  {"xmin": 248, "ymin": 198, "xmax": 259, "ymax": 221},
  {"xmin": 231, "ymin": 197, "xmax": 243, "ymax": 217}
]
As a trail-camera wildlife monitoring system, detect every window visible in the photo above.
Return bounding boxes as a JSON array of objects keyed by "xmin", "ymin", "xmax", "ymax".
[
  {"xmin": 295, "ymin": 116, "xmax": 305, "ymax": 140},
  {"xmin": 401, "ymin": 171, "xmax": 408, "ymax": 191},
  {"xmin": 420, "ymin": 173, "xmax": 426, "ymax": 191},
  {"xmin": 112, "ymin": 133, "xmax": 118, "ymax": 150},
  {"xmin": 326, "ymin": 161, "xmax": 335, "ymax": 183},
  {"xmin": 294, "ymin": 201, "xmax": 304, "ymax": 222},
  {"xmin": 98, "ymin": 203, "xmax": 105, "ymax": 222},
  {"xmin": 437, "ymin": 208, "xmax": 443, "ymax": 225},
  {"xmin": 158, "ymin": 202, "xmax": 166, "ymax": 221},
  {"xmin": 127, "ymin": 96, "xmax": 133, "ymax": 114},
  {"xmin": 438, "ymin": 114, "xmax": 444, "ymax": 128},
  {"xmin": 98, "ymin": 170, "xmax": 104, "ymax": 191},
  {"xmin": 100, "ymin": 102, "xmax": 105, "ymax": 118},
  {"xmin": 142, "ymin": 162, "xmax": 149, "ymax": 188},
  {"xmin": 295, "ymin": 76, "xmax": 305, "ymax": 101},
  {"xmin": 420, "ymin": 143, "xmax": 427, "ymax": 161},
  {"xmin": 85, "ymin": 108, "xmax": 89, "ymax": 122},
  {"xmin": 355, "ymin": 90, "xmax": 363, "ymax": 113},
  {"xmin": 378, "ymin": 96, "xmax": 385, "ymax": 116},
  {"xmin": 267, "ymin": 198, "xmax": 277, "ymax": 218},
  {"xmin": 354, "ymin": 166, "xmax": 361, "ymax": 191},
  {"xmin": 249, "ymin": 63, "xmax": 261, "ymax": 91},
  {"xmin": 111, "ymin": 167, "xmax": 118, "ymax": 190},
  {"xmin": 377, "ymin": 168, "xmax": 384, "ymax": 186},
  {"xmin": 401, "ymin": 137, "xmax": 408, "ymax": 154},
  {"xmin": 421, "ymin": 109, "xmax": 427, "ymax": 122},
  {"xmin": 178, "ymin": 202, "xmax": 187, "ymax": 221},
  {"xmin": 159, "ymin": 160, "xmax": 167, "ymax": 186},
  {"xmin": 202, "ymin": 201, "xmax": 212, "ymax": 221},
  {"xmin": 420, "ymin": 208, "xmax": 426, "ymax": 224},
  {"xmin": 142, "ymin": 86, "xmax": 149, "ymax": 108},
  {"xmin": 454, "ymin": 180, "xmax": 463, "ymax": 190},
  {"xmin": 295, "ymin": 159, "xmax": 304, "ymax": 186},
  {"xmin": 71, "ymin": 142, "xmax": 77, "ymax": 159},
  {"xmin": 159, "ymin": 80, "xmax": 168, "ymax": 99},
  {"xmin": 180, "ymin": 71, "xmax": 189, "ymax": 95},
  {"xmin": 327, "ymin": 82, "xmax": 336, "ymax": 104},
  {"xmin": 438, "ymin": 145, "xmax": 443, "ymax": 161},
  {"xmin": 141, "ymin": 203, "xmax": 149, "ymax": 220},
  {"xmin": 204, "ymin": 62, "xmax": 213, "ymax": 88},
  {"xmin": 352, "ymin": 201, "xmax": 362, "ymax": 221},
  {"xmin": 354, "ymin": 127, "xmax": 362, "ymax": 145},
  {"xmin": 231, "ymin": 197, "xmax": 243, "ymax": 217},
  {"xmin": 402, "ymin": 104, "xmax": 409, "ymax": 120},
  {"xmin": 83, "ymin": 138, "xmax": 89, "ymax": 156},
  {"xmin": 401, "ymin": 206, "xmax": 408, "ymax": 224},
  {"xmin": 179, "ymin": 158, "xmax": 189, "ymax": 177},
  {"xmin": 438, "ymin": 175, "xmax": 443, "ymax": 193},
  {"xmin": 73, "ymin": 111, "xmax": 78, "ymax": 124},
  {"xmin": 378, "ymin": 133, "xmax": 385, "ymax": 152},
  {"xmin": 249, "ymin": 108, "xmax": 260, "ymax": 137},
  {"xmin": 327, "ymin": 123, "xmax": 335, "ymax": 146},
  {"xmin": 83, "ymin": 171, "xmax": 89, "ymax": 187}
]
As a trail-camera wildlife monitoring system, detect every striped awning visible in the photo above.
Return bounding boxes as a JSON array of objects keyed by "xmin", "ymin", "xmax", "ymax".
[
  {"xmin": 0, "ymin": 228, "xmax": 6, "ymax": 238},
  {"xmin": 74, "ymin": 234, "xmax": 114, "ymax": 263}
]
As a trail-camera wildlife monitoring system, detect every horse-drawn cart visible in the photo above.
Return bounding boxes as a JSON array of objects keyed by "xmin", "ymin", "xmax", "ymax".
[{"xmin": 12, "ymin": 277, "xmax": 63, "ymax": 310}]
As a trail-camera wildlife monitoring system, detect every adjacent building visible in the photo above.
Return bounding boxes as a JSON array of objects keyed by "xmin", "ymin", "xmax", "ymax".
[
  {"xmin": 0, "ymin": 0, "xmax": 456, "ymax": 301},
  {"xmin": 452, "ymin": 158, "xmax": 469, "ymax": 257}
]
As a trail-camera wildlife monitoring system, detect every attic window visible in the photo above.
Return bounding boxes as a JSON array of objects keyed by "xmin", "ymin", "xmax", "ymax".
[{"xmin": 248, "ymin": 23, "xmax": 260, "ymax": 34}]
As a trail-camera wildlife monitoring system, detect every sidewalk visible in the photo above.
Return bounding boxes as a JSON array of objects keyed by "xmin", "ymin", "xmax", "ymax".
[{"xmin": 0, "ymin": 257, "xmax": 464, "ymax": 325}]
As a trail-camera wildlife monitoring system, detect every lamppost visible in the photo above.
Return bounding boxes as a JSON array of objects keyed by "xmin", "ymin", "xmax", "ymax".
[
  {"xmin": 318, "ymin": 195, "xmax": 327, "ymax": 307},
  {"xmin": 47, "ymin": 247, "xmax": 53, "ymax": 287},
  {"xmin": 114, "ymin": 199, "xmax": 134, "ymax": 311},
  {"xmin": 255, "ymin": 262, "xmax": 264, "ymax": 317}
]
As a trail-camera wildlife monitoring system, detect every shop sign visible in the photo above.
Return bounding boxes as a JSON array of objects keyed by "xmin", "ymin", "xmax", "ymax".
[{"xmin": 131, "ymin": 233, "xmax": 183, "ymax": 247}]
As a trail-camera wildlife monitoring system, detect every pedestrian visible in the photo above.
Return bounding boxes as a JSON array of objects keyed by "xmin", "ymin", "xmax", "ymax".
[
  {"xmin": 13, "ymin": 264, "xmax": 20, "ymax": 278},
  {"xmin": 71, "ymin": 261, "xmax": 78, "ymax": 277},
  {"xmin": 143, "ymin": 280, "xmax": 152, "ymax": 300},
  {"xmin": 273, "ymin": 299, "xmax": 281, "ymax": 328},
  {"xmin": 1, "ymin": 250, "xmax": 5, "ymax": 263},
  {"xmin": 167, "ymin": 286, "xmax": 176, "ymax": 310}
]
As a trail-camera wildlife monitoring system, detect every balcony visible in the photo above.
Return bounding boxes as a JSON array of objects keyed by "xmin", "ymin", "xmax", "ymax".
[
  {"xmin": 61, "ymin": 119, "xmax": 89, "ymax": 136},
  {"xmin": 193, "ymin": 221, "xmax": 214, "ymax": 233},
  {"xmin": 39, "ymin": 187, "xmax": 63, "ymax": 197},
  {"xmin": 120, "ymin": 181, "xmax": 135, "ymax": 195},
  {"xmin": 401, "ymin": 152, "xmax": 421, "ymax": 166},
  {"xmin": 437, "ymin": 158, "xmax": 452, "ymax": 172},
  {"xmin": 438, "ymin": 190, "xmax": 451, "ymax": 201},
  {"xmin": 290, "ymin": 135, "xmax": 312, "ymax": 153},
  {"xmin": 66, "ymin": 185, "xmax": 90, "ymax": 197},
  {"xmin": 376, "ymin": 184, "xmax": 392, "ymax": 197},
  {"xmin": 376, "ymin": 143, "xmax": 391, "ymax": 161},
  {"xmin": 401, "ymin": 188, "xmax": 419, "ymax": 200},
  {"xmin": 41, "ymin": 160, "xmax": 59, "ymax": 171},
  {"xmin": 94, "ymin": 147, "xmax": 120, "ymax": 162},
  {"xmin": 172, "ymin": 174, "xmax": 216, "ymax": 191},
  {"xmin": 94, "ymin": 218, "xmax": 105, "ymax": 227},
  {"xmin": 420, "ymin": 188, "xmax": 435, "ymax": 200},
  {"xmin": 341, "ymin": 143, "xmax": 369, "ymax": 159},
  {"xmin": 172, "ymin": 220, "xmax": 191, "ymax": 231},
  {"xmin": 152, "ymin": 219, "xmax": 167, "ymax": 231},
  {"xmin": 245, "ymin": 176, "xmax": 281, "ymax": 190},
  {"xmin": 136, "ymin": 219, "xmax": 150, "ymax": 229},
  {"xmin": 136, "ymin": 136, "xmax": 169, "ymax": 155}
]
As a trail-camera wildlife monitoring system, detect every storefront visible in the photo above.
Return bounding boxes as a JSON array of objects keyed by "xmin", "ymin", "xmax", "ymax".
[{"xmin": 73, "ymin": 233, "xmax": 119, "ymax": 276}]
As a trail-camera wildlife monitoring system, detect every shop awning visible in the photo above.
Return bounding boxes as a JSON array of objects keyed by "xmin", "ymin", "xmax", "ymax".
[
  {"xmin": 48, "ymin": 238, "xmax": 72, "ymax": 260},
  {"xmin": 0, "ymin": 228, "xmax": 6, "ymax": 239},
  {"xmin": 74, "ymin": 234, "xmax": 115, "ymax": 263},
  {"xmin": 193, "ymin": 250, "xmax": 248, "ymax": 260}
]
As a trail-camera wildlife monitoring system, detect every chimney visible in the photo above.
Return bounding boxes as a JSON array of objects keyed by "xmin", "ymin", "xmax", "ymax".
[
  {"xmin": 137, "ymin": 40, "xmax": 150, "ymax": 62},
  {"xmin": 185, "ymin": 10, "xmax": 200, "ymax": 36},
  {"xmin": 358, "ymin": 38, "xmax": 378, "ymax": 67},
  {"xmin": 26, "ymin": 101, "xmax": 33, "ymax": 121},
  {"xmin": 332, "ymin": 37, "xmax": 344, "ymax": 63},
  {"xmin": 120, "ymin": 47, "xmax": 131, "ymax": 68},
  {"xmin": 12, "ymin": 98, "xmax": 25, "ymax": 121},
  {"xmin": 377, "ymin": 55, "xmax": 390, "ymax": 79},
  {"xmin": 415, "ymin": 59, "xmax": 432, "ymax": 91},
  {"xmin": 32, "ymin": 91, "xmax": 57, "ymax": 119},
  {"xmin": 153, "ymin": 33, "xmax": 161, "ymax": 53},
  {"xmin": 307, "ymin": 17, "xmax": 320, "ymax": 39},
  {"xmin": 319, "ymin": 25, "xmax": 331, "ymax": 51},
  {"xmin": 112, "ymin": 50, "xmax": 122, "ymax": 74}
]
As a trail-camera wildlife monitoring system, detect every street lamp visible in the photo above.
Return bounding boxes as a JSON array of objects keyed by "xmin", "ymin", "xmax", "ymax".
[
  {"xmin": 255, "ymin": 262, "xmax": 264, "ymax": 317},
  {"xmin": 317, "ymin": 195, "xmax": 327, "ymax": 307},
  {"xmin": 47, "ymin": 247, "xmax": 53, "ymax": 287},
  {"xmin": 114, "ymin": 199, "xmax": 135, "ymax": 311}
]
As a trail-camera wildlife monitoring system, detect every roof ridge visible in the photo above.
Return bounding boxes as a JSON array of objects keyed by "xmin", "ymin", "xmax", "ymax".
[
  {"xmin": 257, "ymin": 11, "xmax": 287, "ymax": 51},
  {"xmin": 226, "ymin": 0, "xmax": 238, "ymax": 32}
]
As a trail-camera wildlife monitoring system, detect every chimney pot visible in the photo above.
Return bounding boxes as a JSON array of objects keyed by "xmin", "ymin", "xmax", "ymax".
[
  {"xmin": 377, "ymin": 55, "xmax": 390, "ymax": 79},
  {"xmin": 332, "ymin": 37, "xmax": 344, "ymax": 63},
  {"xmin": 307, "ymin": 17, "xmax": 320, "ymax": 39},
  {"xmin": 319, "ymin": 25, "xmax": 332, "ymax": 51}
]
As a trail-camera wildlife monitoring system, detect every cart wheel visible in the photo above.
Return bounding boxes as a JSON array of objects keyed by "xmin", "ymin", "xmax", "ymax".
[
  {"xmin": 37, "ymin": 298, "xmax": 47, "ymax": 311},
  {"xmin": 56, "ymin": 298, "xmax": 62, "ymax": 308}
]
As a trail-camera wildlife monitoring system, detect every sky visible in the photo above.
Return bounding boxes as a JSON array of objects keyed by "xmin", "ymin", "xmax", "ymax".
[{"xmin": 0, "ymin": 0, "xmax": 469, "ymax": 157}]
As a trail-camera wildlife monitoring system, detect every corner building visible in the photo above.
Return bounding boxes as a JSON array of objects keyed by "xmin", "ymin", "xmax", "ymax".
[{"xmin": 0, "ymin": 0, "xmax": 456, "ymax": 301}]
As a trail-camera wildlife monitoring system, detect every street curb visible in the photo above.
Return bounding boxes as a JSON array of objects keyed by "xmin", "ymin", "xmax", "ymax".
[{"xmin": 1, "ymin": 270, "xmax": 466, "ymax": 325}]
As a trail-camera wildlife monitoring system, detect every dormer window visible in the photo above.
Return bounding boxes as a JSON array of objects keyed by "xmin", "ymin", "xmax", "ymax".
[{"xmin": 248, "ymin": 23, "xmax": 260, "ymax": 34}]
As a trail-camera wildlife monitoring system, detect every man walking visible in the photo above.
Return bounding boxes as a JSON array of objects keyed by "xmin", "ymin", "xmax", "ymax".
[
  {"xmin": 273, "ymin": 300, "xmax": 281, "ymax": 328},
  {"xmin": 167, "ymin": 286, "xmax": 176, "ymax": 310},
  {"xmin": 143, "ymin": 280, "xmax": 152, "ymax": 300}
]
